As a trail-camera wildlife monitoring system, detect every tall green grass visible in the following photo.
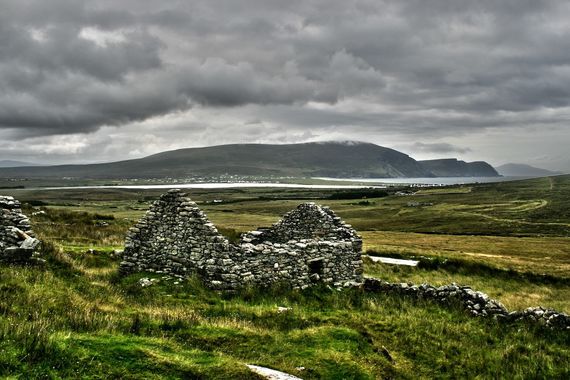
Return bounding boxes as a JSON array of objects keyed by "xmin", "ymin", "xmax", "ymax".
[{"xmin": 1, "ymin": 242, "xmax": 569, "ymax": 379}]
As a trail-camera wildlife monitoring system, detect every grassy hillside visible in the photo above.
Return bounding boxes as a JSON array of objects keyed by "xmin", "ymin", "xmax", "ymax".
[
  {"xmin": 1, "ymin": 175, "xmax": 570, "ymax": 378},
  {"xmin": 198, "ymin": 175, "xmax": 570, "ymax": 238}
]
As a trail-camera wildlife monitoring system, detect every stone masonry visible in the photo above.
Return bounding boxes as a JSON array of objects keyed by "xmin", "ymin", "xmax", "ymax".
[
  {"xmin": 0, "ymin": 195, "xmax": 40, "ymax": 263},
  {"xmin": 120, "ymin": 189, "xmax": 363, "ymax": 290}
]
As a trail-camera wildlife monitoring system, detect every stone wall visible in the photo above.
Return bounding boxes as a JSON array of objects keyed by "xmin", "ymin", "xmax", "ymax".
[
  {"xmin": 120, "ymin": 190, "xmax": 363, "ymax": 290},
  {"xmin": 120, "ymin": 190, "xmax": 230, "ymax": 276},
  {"xmin": 364, "ymin": 278, "xmax": 570, "ymax": 330},
  {"xmin": 0, "ymin": 195, "xmax": 40, "ymax": 263}
]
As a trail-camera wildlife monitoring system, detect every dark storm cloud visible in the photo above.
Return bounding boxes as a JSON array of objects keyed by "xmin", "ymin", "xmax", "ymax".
[{"xmin": 0, "ymin": 0, "xmax": 570, "ymax": 140}]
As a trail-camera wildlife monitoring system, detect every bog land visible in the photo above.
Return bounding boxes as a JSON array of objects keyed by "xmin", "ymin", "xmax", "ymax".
[{"xmin": 0, "ymin": 175, "xmax": 569, "ymax": 378}]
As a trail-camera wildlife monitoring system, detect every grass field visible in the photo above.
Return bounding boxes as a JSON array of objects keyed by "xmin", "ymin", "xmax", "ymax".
[
  {"xmin": 1, "ymin": 245, "xmax": 568, "ymax": 379},
  {"xmin": 1, "ymin": 175, "xmax": 570, "ymax": 378}
]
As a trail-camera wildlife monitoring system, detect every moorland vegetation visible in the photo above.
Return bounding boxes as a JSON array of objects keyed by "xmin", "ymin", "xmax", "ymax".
[{"xmin": 1, "ymin": 175, "xmax": 569, "ymax": 378}]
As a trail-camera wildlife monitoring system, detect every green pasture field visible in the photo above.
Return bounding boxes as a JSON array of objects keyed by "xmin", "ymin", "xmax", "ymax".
[{"xmin": 1, "ymin": 175, "xmax": 569, "ymax": 378}]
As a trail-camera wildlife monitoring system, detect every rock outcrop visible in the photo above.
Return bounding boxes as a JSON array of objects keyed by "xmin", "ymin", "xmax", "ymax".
[
  {"xmin": 120, "ymin": 189, "xmax": 363, "ymax": 290},
  {"xmin": 0, "ymin": 195, "xmax": 40, "ymax": 263}
]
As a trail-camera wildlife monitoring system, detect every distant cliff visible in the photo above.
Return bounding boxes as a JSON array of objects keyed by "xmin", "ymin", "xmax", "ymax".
[{"xmin": 419, "ymin": 159, "xmax": 499, "ymax": 177}]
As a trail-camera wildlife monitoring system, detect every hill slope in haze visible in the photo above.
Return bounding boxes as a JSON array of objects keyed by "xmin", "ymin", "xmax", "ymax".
[
  {"xmin": 496, "ymin": 163, "xmax": 563, "ymax": 177},
  {"xmin": 419, "ymin": 159, "xmax": 499, "ymax": 177},
  {"xmin": 0, "ymin": 160, "xmax": 40, "ymax": 168},
  {"xmin": 0, "ymin": 142, "xmax": 496, "ymax": 179}
]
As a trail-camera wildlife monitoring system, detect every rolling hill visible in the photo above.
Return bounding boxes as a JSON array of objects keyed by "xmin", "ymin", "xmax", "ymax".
[
  {"xmin": 0, "ymin": 160, "xmax": 40, "ymax": 168},
  {"xmin": 0, "ymin": 141, "xmax": 498, "ymax": 179},
  {"xmin": 496, "ymin": 163, "xmax": 562, "ymax": 177}
]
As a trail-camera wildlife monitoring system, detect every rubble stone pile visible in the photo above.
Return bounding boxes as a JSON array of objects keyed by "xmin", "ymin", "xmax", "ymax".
[
  {"xmin": 364, "ymin": 278, "xmax": 570, "ymax": 330},
  {"xmin": 0, "ymin": 195, "xmax": 40, "ymax": 263},
  {"xmin": 120, "ymin": 190, "xmax": 363, "ymax": 290}
]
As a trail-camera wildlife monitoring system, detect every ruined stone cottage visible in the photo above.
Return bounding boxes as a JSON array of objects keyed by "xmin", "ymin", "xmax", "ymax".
[
  {"xmin": 0, "ymin": 195, "xmax": 40, "ymax": 263},
  {"xmin": 120, "ymin": 189, "xmax": 363, "ymax": 290}
]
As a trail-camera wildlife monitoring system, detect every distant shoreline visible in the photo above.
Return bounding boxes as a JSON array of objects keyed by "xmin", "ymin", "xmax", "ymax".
[{"xmin": 35, "ymin": 182, "xmax": 387, "ymax": 191}]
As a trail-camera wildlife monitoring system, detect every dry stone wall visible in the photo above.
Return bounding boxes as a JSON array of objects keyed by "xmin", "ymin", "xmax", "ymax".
[
  {"xmin": 364, "ymin": 278, "xmax": 570, "ymax": 330},
  {"xmin": 120, "ymin": 190, "xmax": 363, "ymax": 290},
  {"xmin": 0, "ymin": 195, "xmax": 40, "ymax": 263}
]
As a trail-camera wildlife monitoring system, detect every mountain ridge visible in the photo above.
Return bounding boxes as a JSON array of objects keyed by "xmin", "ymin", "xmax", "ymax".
[{"xmin": 0, "ymin": 142, "xmax": 498, "ymax": 179}]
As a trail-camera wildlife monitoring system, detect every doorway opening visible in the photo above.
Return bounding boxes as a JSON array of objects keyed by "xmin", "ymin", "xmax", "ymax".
[{"xmin": 308, "ymin": 258, "xmax": 324, "ymax": 281}]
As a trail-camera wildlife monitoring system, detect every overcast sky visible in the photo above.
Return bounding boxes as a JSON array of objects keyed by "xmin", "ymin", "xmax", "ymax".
[{"xmin": 0, "ymin": 0, "xmax": 569, "ymax": 170}]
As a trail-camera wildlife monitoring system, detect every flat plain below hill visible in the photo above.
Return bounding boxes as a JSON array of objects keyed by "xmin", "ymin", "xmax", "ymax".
[{"xmin": 0, "ymin": 175, "xmax": 569, "ymax": 378}]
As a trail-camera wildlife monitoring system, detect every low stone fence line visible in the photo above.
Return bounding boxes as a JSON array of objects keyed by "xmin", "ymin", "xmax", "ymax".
[{"xmin": 363, "ymin": 277, "xmax": 570, "ymax": 330}]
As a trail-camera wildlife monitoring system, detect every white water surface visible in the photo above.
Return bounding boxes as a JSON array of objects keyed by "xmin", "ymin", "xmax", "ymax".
[
  {"xmin": 363, "ymin": 255, "xmax": 419, "ymax": 267},
  {"xmin": 41, "ymin": 182, "xmax": 386, "ymax": 190},
  {"xmin": 314, "ymin": 176, "xmax": 534, "ymax": 185}
]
